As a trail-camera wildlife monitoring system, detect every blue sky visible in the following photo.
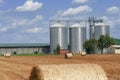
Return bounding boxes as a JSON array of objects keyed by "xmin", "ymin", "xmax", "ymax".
[{"xmin": 0, "ymin": 0, "xmax": 120, "ymax": 43}]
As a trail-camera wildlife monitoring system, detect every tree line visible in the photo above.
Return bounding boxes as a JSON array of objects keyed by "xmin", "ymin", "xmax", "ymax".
[{"xmin": 83, "ymin": 34, "xmax": 115, "ymax": 54}]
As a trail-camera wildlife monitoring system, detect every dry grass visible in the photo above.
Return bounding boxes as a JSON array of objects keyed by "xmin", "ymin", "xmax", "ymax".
[
  {"xmin": 0, "ymin": 54, "xmax": 120, "ymax": 80},
  {"xmin": 29, "ymin": 64, "xmax": 107, "ymax": 80},
  {"xmin": 0, "ymin": 60, "xmax": 32, "ymax": 80}
]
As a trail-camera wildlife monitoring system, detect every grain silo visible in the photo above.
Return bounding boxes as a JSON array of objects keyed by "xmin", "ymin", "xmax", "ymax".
[
  {"xmin": 94, "ymin": 22, "xmax": 110, "ymax": 40},
  {"xmin": 88, "ymin": 17, "xmax": 95, "ymax": 39},
  {"xmin": 69, "ymin": 23, "xmax": 86, "ymax": 53},
  {"xmin": 50, "ymin": 22, "xmax": 68, "ymax": 53}
]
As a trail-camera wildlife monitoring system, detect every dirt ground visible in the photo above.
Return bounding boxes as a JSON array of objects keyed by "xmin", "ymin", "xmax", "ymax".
[{"xmin": 0, "ymin": 54, "xmax": 120, "ymax": 80}]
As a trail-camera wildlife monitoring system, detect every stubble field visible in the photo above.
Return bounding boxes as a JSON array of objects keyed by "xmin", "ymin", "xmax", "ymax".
[{"xmin": 0, "ymin": 54, "xmax": 120, "ymax": 80}]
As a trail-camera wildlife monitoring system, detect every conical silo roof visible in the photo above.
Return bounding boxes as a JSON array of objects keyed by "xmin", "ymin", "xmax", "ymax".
[
  {"xmin": 70, "ymin": 23, "xmax": 85, "ymax": 28},
  {"xmin": 95, "ymin": 22, "xmax": 109, "ymax": 26},
  {"xmin": 51, "ymin": 23, "xmax": 65, "ymax": 27}
]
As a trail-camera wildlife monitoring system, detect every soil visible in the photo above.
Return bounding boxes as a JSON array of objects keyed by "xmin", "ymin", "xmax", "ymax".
[{"xmin": 0, "ymin": 54, "xmax": 120, "ymax": 80}]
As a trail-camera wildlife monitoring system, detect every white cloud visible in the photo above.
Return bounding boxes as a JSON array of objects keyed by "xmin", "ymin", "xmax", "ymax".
[
  {"xmin": 106, "ymin": 6, "xmax": 119, "ymax": 14},
  {"xmin": 62, "ymin": 5, "xmax": 92, "ymax": 16},
  {"xmin": 0, "ymin": 10, "xmax": 5, "ymax": 15},
  {"xmin": 35, "ymin": 15, "xmax": 43, "ymax": 20},
  {"xmin": 0, "ymin": 14, "xmax": 43, "ymax": 33},
  {"xmin": 72, "ymin": 0, "xmax": 88, "ymax": 4},
  {"xmin": 29, "ymin": 15, "xmax": 43, "ymax": 24},
  {"xmin": 16, "ymin": 0, "xmax": 42, "ymax": 12},
  {"xmin": 0, "ymin": 27, "xmax": 8, "ymax": 32},
  {"xmin": 0, "ymin": 0, "xmax": 4, "ymax": 4},
  {"xmin": 26, "ymin": 27, "xmax": 42, "ymax": 33},
  {"xmin": 101, "ymin": 16, "xmax": 120, "ymax": 27},
  {"xmin": 12, "ymin": 19, "xmax": 29, "ymax": 27},
  {"xmin": 12, "ymin": 15, "xmax": 43, "ymax": 28}
]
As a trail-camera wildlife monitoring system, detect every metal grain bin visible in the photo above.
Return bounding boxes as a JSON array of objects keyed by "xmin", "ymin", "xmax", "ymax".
[
  {"xmin": 69, "ymin": 23, "xmax": 86, "ymax": 53},
  {"xmin": 50, "ymin": 23, "xmax": 68, "ymax": 53},
  {"xmin": 94, "ymin": 23, "xmax": 110, "ymax": 40}
]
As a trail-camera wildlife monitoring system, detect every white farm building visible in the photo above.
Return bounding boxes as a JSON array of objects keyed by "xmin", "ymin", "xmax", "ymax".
[{"xmin": 108, "ymin": 45, "xmax": 120, "ymax": 54}]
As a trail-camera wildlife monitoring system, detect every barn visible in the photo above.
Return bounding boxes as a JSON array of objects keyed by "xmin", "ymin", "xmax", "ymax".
[
  {"xmin": 108, "ymin": 45, "xmax": 120, "ymax": 54},
  {"xmin": 0, "ymin": 43, "xmax": 50, "ymax": 54}
]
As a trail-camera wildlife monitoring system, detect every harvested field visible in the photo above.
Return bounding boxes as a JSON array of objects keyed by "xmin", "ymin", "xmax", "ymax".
[{"xmin": 0, "ymin": 54, "xmax": 120, "ymax": 80}]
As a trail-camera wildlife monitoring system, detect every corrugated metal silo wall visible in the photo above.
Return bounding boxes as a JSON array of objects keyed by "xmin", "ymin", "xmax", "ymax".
[
  {"xmin": 94, "ymin": 25, "xmax": 110, "ymax": 40},
  {"xmin": 69, "ymin": 27, "xmax": 86, "ymax": 53},
  {"xmin": 90, "ymin": 25, "xmax": 95, "ymax": 39},
  {"xmin": 50, "ymin": 27, "xmax": 68, "ymax": 53}
]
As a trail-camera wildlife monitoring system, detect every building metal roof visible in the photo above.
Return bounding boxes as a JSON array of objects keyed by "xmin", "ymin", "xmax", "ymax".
[
  {"xmin": 0, "ymin": 43, "xmax": 50, "ymax": 48},
  {"xmin": 110, "ymin": 45, "xmax": 120, "ymax": 48}
]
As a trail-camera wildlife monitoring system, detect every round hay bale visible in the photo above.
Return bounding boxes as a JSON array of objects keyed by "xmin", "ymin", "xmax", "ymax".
[
  {"xmin": 29, "ymin": 64, "xmax": 108, "ymax": 80},
  {"xmin": 4, "ymin": 53, "xmax": 11, "ymax": 58},
  {"xmin": 81, "ymin": 52, "xmax": 86, "ymax": 56},
  {"xmin": 64, "ymin": 53, "xmax": 73, "ymax": 59}
]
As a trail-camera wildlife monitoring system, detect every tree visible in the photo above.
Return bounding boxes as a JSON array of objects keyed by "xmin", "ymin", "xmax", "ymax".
[
  {"xmin": 97, "ymin": 35, "xmax": 106, "ymax": 54},
  {"xmin": 113, "ymin": 38, "xmax": 120, "ymax": 45},
  {"xmin": 84, "ymin": 34, "xmax": 115, "ymax": 54},
  {"xmin": 97, "ymin": 34, "xmax": 115, "ymax": 54},
  {"xmin": 83, "ymin": 38, "xmax": 97, "ymax": 54},
  {"xmin": 56, "ymin": 44, "xmax": 61, "ymax": 54},
  {"xmin": 54, "ymin": 44, "xmax": 61, "ymax": 54},
  {"xmin": 105, "ymin": 34, "xmax": 115, "ymax": 48}
]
